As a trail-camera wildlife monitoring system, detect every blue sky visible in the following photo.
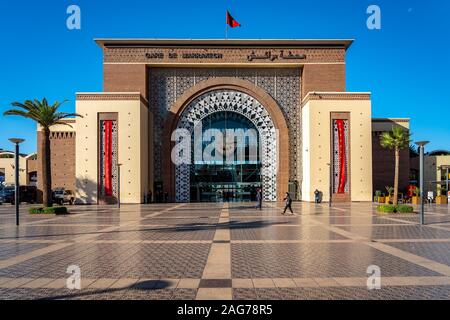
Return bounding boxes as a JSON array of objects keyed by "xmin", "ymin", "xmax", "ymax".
[{"xmin": 0, "ymin": 0, "xmax": 449, "ymax": 154}]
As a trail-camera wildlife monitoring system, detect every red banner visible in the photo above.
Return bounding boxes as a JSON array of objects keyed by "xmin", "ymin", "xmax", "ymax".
[
  {"xmin": 336, "ymin": 120, "xmax": 346, "ymax": 194},
  {"xmin": 104, "ymin": 120, "xmax": 113, "ymax": 196}
]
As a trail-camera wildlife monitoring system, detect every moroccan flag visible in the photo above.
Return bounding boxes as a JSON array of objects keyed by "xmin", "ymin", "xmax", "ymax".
[{"xmin": 226, "ymin": 11, "xmax": 241, "ymax": 28}]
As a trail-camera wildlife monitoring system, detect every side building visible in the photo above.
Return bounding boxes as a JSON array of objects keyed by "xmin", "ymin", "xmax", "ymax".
[
  {"xmin": 371, "ymin": 118, "xmax": 411, "ymax": 196},
  {"xmin": 36, "ymin": 120, "xmax": 76, "ymax": 202}
]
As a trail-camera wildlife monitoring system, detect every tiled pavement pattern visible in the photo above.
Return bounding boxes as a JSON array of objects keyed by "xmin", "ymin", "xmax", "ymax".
[{"xmin": 0, "ymin": 202, "xmax": 449, "ymax": 300}]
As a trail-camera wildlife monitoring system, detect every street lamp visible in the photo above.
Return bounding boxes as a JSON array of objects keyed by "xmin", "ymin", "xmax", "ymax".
[
  {"xmin": 327, "ymin": 163, "xmax": 332, "ymax": 207},
  {"xmin": 9, "ymin": 138, "xmax": 25, "ymax": 226},
  {"xmin": 415, "ymin": 141, "xmax": 429, "ymax": 225}
]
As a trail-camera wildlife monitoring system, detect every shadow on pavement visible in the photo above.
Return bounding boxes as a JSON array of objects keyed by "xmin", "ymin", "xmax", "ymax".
[{"xmin": 37, "ymin": 280, "xmax": 173, "ymax": 300}]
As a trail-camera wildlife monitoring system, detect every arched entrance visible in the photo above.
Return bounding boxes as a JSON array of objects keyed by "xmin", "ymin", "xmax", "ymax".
[
  {"xmin": 175, "ymin": 90, "xmax": 277, "ymax": 202},
  {"xmin": 162, "ymin": 78, "xmax": 289, "ymax": 203},
  {"xmin": 190, "ymin": 111, "xmax": 261, "ymax": 202}
]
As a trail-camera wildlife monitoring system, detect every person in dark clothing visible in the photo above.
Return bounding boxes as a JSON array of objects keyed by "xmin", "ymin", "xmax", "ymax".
[
  {"xmin": 147, "ymin": 190, "xmax": 153, "ymax": 204},
  {"xmin": 314, "ymin": 189, "xmax": 320, "ymax": 203},
  {"xmin": 256, "ymin": 188, "xmax": 263, "ymax": 210},
  {"xmin": 282, "ymin": 192, "xmax": 294, "ymax": 215}
]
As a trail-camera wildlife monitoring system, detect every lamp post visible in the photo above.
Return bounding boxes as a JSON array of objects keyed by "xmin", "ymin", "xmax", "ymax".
[
  {"xmin": 117, "ymin": 164, "xmax": 122, "ymax": 209},
  {"xmin": 445, "ymin": 166, "xmax": 449, "ymax": 196},
  {"xmin": 9, "ymin": 138, "xmax": 25, "ymax": 226},
  {"xmin": 415, "ymin": 141, "xmax": 429, "ymax": 225}
]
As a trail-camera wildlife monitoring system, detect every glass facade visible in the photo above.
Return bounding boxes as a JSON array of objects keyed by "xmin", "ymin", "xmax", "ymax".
[{"xmin": 190, "ymin": 112, "xmax": 262, "ymax": 202}]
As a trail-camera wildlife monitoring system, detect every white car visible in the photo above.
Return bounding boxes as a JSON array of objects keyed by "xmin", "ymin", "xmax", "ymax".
[{"xmin": 53, "ymin": 189, "xmax": 76, "ymax": 205}]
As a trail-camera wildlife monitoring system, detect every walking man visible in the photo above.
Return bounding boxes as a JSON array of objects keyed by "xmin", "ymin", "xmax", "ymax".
[
  {"xmin": 314, "ymin": 189, "xmax": 321, "ymax": 204},
  {"xmin": 256, "ymin": 188, "xmax": 263, "ymax": 210},
  {"xmin": 282, "ymin": 192, "xmax": 294, "ymax": 215}
]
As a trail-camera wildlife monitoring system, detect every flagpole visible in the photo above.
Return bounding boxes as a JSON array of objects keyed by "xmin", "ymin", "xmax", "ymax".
[{"xmin": 225, "ymin": 11, "xmax": 228, "ymax": 40}]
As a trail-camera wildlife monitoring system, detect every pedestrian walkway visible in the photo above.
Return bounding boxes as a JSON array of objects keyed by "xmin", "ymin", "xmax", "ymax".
[{"xmin": 0, "ymin": 202, "xmax": 449, "ymax": 300}]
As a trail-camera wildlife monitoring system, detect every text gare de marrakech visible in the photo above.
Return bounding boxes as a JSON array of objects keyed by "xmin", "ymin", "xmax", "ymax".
[
  {"xmin": 145, "ymin": 52, "xmax": 224, "ymax": 59},
  {"xmin": 144, "ymin": 50, "xmax": 307, "ymax": 61}
]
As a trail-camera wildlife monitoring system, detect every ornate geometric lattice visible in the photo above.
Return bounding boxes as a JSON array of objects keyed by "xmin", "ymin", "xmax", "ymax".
[
  {"xmin": 333, "ymin": 120, "xmax": 350, "ymax": 194},
  {"xmin": 149, "ymin": 68, "xmax": 301, "ymax": 193},
  {"xmin": 175, "ymin": 90, "xmax": 278, "ymax": 203},
  {"xmin": 99, "ymin": 120, "xmax": 118, "ymax": 198}
]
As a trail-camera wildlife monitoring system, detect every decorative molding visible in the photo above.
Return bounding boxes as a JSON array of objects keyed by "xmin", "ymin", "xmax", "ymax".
[
  {"xmin": 372, "ymin": 118, "xmax": 410, "ymax": 123},
  {"xmin": 174, "ymin": 90, "xmax": 278, "ymax": 203},
  {"xmin": 49, "ymin": 132, "xmax": 76, "ymax": 139},
  {"xmin": 302, "ymin": 92, "xmax": 371, "ymax": 105},
  {"xmin": 104, "ymin": 47, "xmax": 345, "ymax": 65},
  {"xmin": 96, "ymin": 38, "xmax": 353, "ymax": 48},
  {"xmin": 76, "ymin": 93, "xmax": 149, "ymax": 107},
  {"xmin": 151, "ymin": 68, "xmax": 300, "ymax": 185}
]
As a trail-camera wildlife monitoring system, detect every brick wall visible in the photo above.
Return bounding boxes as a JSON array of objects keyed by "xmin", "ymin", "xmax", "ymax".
[
  {"xmin": 372, "ymin": 132, "xmax": 410, "ymax": 195},
  {"xmin": 104, "ymin": 64, "xmax": 148, "ymax": 99},
  {"xmin": 103, "ymin": 46, "xmax": 347, "ymax": 101},
  {"xmin": 37, "ymin": 131, "xmax": 76, "ymax": 201},
  {"xmin": 301, "ymin": 64, "xmax": 346, "ymax": 97},
  {"xmin": 27, "ymin": 158, "xmax": 37, "ymax": 173}
]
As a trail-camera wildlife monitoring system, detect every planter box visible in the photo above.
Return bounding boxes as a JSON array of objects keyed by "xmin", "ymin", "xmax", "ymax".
[
  {"xmin": 385, "ymin": 196, "xmax": 391, "ymax": 204},
  {"xmin": 378, "ymin": 197, "xmax": 385, "ymax": 204},
  {"xmin": 412, "ymin": 196, "xmax": 419, "ymax": 205},
  {"xmin": 436, "ymin": 196, "xmax": 448, "ymax": 205}
]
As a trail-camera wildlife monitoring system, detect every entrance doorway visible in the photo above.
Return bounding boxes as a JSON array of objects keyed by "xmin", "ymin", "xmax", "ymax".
[
  {"xmin": 190, "ymin": 111, "xmax": 261, "ymax": 202},
  {"xmin": 174, "ymin": 89, "xmax": 279, "ymax": 202}
]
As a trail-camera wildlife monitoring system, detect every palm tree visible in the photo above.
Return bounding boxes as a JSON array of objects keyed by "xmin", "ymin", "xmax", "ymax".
[
  {"xmin": 380, "ymin": 126, "xmax": 411, "ymax": 205},
  {"xmin": 409, "ymin": 144, "xmax": 419, "ymax": 158},
  {"xmin": 4, "ymin": 99, "xmax": 82, "ymax": 207}
]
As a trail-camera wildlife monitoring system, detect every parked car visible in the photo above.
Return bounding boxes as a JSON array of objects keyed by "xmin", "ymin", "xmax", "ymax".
[
  {"xmin": 52, "ymin": 189, "xmax": 76, "ymax": 205},
  {"xmin": 10, "ymin": 186, "xmax": 37, "ymax": 204},
  {"xmin": 1, "ymin": 186, "xmax": 15, "ymax": 204}
]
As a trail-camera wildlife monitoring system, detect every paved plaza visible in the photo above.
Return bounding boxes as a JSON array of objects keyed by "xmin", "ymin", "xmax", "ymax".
[{"xmin": 0, "ymin": 202, "xmax": 449, "ymax": 300}]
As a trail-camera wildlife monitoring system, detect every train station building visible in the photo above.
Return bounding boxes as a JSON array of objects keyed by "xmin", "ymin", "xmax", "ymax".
[{"xmin": 36, "ymin": 39, "xmax": 410, "ymax": 204}]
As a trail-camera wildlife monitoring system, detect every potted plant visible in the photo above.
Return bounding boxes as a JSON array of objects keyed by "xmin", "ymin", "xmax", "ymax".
[
  {"xmin": 385, "ymin": 186, "xmax": 394, "ymax": 204},
  {"xmin": 436, "ymin": 186, "xmax": 448, "ymax": 205},
  {"xmin": 412, "ymin": 187, "xmax": 420, "ymax": 205},
  {"xmin": 374, "ymin": 190, "xmax": 382, "ymax": 202}
]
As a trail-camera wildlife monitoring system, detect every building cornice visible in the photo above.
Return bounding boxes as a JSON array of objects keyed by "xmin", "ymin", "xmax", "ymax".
[
  {"xmin": 76, "ymin": 92, "xmax": 149, "ymax": 107},
  {"xmin": 302, "ymin": 92, "xmax": 371, "ymax": 106},
  {"xmin": 372, "ymin": 118, "xmax": 410, "ymax": 123},
  {"xmin": 95, "ymin": 38, "xmax": 354, "ymax": 50}
]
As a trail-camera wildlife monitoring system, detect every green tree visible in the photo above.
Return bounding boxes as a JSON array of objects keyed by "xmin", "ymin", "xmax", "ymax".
[
  {"xmin": 4, "ymin": 99, "xmax": 82, "ymax": 207},
  {"xmin": 409, "ymin": 144, "xmax": 419, "ymax": 158},
  {"xmin": 380, "ymin": 126, "xmax": 411, "ymax": 205}
]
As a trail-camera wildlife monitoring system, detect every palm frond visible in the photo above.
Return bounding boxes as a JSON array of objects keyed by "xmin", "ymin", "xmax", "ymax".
[
  {"xmin": 4, "ymin": 98, "xmax": 82, "ymax": 128},
  {"xmin": 380, "ymin": 126, "xmax": 411, "ymax": 150},
  {"xmin": 3, "ymin": 109, "xmax": 37, "ymax": 121},
  {"xmin": 55, "ymin": 112, "xmax": 83, "ymax": 120}
]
